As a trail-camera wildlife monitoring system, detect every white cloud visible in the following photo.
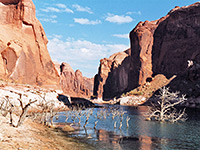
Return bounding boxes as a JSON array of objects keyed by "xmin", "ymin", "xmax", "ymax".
[
  {"xmin": 41, "ymin": 5, "xmax": 74, "ymax": 13},
  {"xmin": 112, "ymin": 34, "xmax": 129, "ymax": 39},
  {"xmin": 39, "ymin": 15, "xmax": 58, "ymax": 23},
  {"xmin": 41, "ymin": 7, "xmax": 60, "ymax": 13},
  {"xmin": 74, "ymin": 18, "xmax": 101, "ymax": 25},
  {"xmin": 47, "ymin": 37, "xmax": 129, "ymax": 77},
  {"xmin": 126, "ymin": 11, "xmax": 142, "ymax": 15},
  {"xmin": 47, "ymin": 34, "xmax": 63, "ymax": 39},
  {"xmin": 56, "ymin": 3, "xmax": 67, "ymax": 9},
  {"xmin": 40, "ymin": 18, "xmax": 57, "ymax": 23},
  {"xmin": 72, "ymin": 4, "xmax": 93, "ymax": 14},
  {"xmin": 105, "ymin": 13, "xmax": 133, "ymax": 24},
  {"xmin": 48, "ymin": 37, "xmax": 128, "ymax": 61},
  {"xmin": 64, "ymin": 8, "xmax": 74, "ymax": 13}
]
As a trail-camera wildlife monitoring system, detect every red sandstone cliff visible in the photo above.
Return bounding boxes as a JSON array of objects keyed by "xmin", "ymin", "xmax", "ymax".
[
  {"xmin": 0, "ymin": 0, "xmax": 59, "ymax": 86},
  {"xmin": 93, "ymin": 49, "xmax": 132, "ymax": 99},
  {"xmin": 152, "ymin": 3, "xmax": 200, "ymax": 77},
  {"xmin": 60, "ymin": 62, "xmax": 93, "ymax": 98},
  {"xmin": 94, "ymin": 2, "xmax": 200, "ymax": 99},
  {"xmin": 152, "ymin": 3, "xmax": 200, "ymax": 97}
]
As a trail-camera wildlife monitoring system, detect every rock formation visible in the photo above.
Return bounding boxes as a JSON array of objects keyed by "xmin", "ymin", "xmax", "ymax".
[
  {"xmin": 152, "ymin": 3, "xmax": 200, "ymax": 98},
  {"xmin": 94, "ymin": 2, "xmax": 200, "ymax": 99},
  {"xmin": 152, "ymin": 3, "xmax": 200, "ymax": 78},
  {"xmin": 60, "ymin": 62, "xmax": 93, "ymax": 98},
  {"xmin": 130, "ymin": 18, "xmax": 167, "ymax": 88},
  {"xmin": 0, "ymin": 0, "xmax": 59, "ymax": 86},
  {"xmin": 93, "ymin": 49, "xmax": 132, "ymax": 99}
]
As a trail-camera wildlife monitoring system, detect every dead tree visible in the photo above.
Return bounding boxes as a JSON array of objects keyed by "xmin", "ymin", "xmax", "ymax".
[
  {"xmin": 16, "ymin": 93, "xmax": 37, "ymax": 127},
  {"xmin": 0, "ymin": 96, "xmax": 14, "ymax": 125},
  {"xmin": 0, "ymin": 96, "xmax": 13, "ymax": 117},
  {"xmin": 37, "ymin": 92, "xmax": 58, "ymax": 126},
  {"xmin": 0, "ymin": 93, "xmax": 37, "ymax": 127},
  {"xmin": 126, "ymin": 116, "xmax": 130, "ymax": 128},
  {"xmin": 146, "ymin": 87, "xmax": 187, "ymax": 123},
  {"xmin": 83, "ymin": 113, "xmax": 90, "ymax": 127}
]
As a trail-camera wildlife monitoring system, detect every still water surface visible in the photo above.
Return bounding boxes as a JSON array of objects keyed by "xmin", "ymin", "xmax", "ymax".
[{"xmin": 54, "ymin": 105, "xmax": 200, "ymax": 150}]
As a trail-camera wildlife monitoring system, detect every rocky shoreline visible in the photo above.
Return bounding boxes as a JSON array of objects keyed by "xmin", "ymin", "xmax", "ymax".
[
  {"xmin": 0, "ymin": 82, "xmax": 95, "ymax": 150},
  {"xmin": 91, "ymin": 96, "xmax": 200, "ymax": 109},
  {"xmin": 0, "ymin": 115, "xmax": 95, "ymax": 150}
]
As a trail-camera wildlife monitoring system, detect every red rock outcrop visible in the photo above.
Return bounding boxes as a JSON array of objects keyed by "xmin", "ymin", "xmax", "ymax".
[
  {"xmin": 152, "ymin": 3, "xmax": 200, "ymax": 78},
  {"xmin": 94, "ymin": 2, "xmax": 200, "ymax": 99},
  {"xmin": 0, "ymin": 0, "xmax": 59, "ymax": 86},
  {"xmin": 152, "ymin": 2, "xmax": 200, "ymax": 98},
  {"xmin": 130, "ymin": 18, "xmax": 167, "ymax": 88},
  {"xmin": 93, "ymin": 49, "xmax": 132, "ymax": 99},
  {"xmin": 60, "ymin": 62, "xmax": 93, "ymax": 98}
]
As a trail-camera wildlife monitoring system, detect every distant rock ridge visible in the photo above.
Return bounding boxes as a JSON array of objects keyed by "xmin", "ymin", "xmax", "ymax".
[
  {"xmin": 0, "ymin": 0, "xmax": 59, "ymax": 86},
  {"xmin": 59, "ymin": 62, "xmax": 93, "ymax": 98},
  {"xmin": 94, "ymin": 2, "xmax": 200, "ymax": 99}
]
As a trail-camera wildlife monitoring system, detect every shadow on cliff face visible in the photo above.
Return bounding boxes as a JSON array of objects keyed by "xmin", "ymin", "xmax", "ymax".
[
  {"xmin": 102, "ymin": 56, "xmax": 137, "ymax": 100},
  {"xmin": 94, "ymin": 3, "xmax": 200, "ymax": 100},
  {"xmin": 93, "ymin": 74, "xmax": 100, "ymax": 98},
  {"xmin": 166, "ymin": 69, "xmax": 200, "ymax": 98},
  {"xmin": 151, "ymin": 5, "xmax": 200, "ymax": 97}
]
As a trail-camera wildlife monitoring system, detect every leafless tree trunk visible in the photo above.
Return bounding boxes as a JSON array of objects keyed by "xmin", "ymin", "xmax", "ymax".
[
  {"xmin": 0, "ymin": 93, "xmax": 37, "ymax": 127},
  {"xmin": 146, "ymin": 87, "xmax": 187, "ymax": 123},
  {"xmin": 16, "ymin": 94, "xmax": 37, "ymax": 127}
]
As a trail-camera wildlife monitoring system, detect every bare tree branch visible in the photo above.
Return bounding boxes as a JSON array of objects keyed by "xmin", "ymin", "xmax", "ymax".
[{"xmin": 146, "ymin": 87, "xmax": 187, "ymax": 122}]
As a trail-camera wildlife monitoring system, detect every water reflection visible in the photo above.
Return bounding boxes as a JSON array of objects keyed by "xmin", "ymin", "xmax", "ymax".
[
  {"xmin": 96, "ymin": 129, "xmax": 122, "ymax": 149},
  {"xmin": 139, "ymin": 136, "xmax": 152, "ymax": 150},
  {"xmin": 55, "ymin": 105, "xmax": 200, "ymax": 150}
]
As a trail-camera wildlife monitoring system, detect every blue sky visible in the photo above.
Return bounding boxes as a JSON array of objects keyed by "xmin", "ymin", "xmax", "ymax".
[{"xmin": 33, "ymin": 0, "xmax": 198, "ymax": 77}]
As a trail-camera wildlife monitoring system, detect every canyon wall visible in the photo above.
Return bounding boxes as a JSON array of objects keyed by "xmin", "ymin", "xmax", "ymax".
[
  {"xmin": 0, "ymin": 0, "xmax": 59, "ymax": 86},
  {"xmin": 60, "ymin": 62, "xmax": 93, "ymax": 98},
  {"xmin": 93, "ymin": 49, "xmax": 132, "ymax": 99},
  {"xmin": 152, "ymin": 4, "xmax": 200, "ymax": 77},
  {"xmin": 94, "ymin": 2, "xmax": 200, "ymax": 99},
  {"xmin": 152, "ymin": 3, "xmax": 200, "ymax": 98}
]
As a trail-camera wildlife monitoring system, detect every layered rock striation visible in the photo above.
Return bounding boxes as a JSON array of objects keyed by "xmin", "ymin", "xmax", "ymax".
[
  {"xmin": 0, "ymin": 0, "xmax": 59, "ymax": 86},
  {"xmin": 60, "ymin": 62, "xmax": 93, "ymax": 98},
  {"xmin": 94, "ymin": 2, "xmax": 200, "ymax": 99}
]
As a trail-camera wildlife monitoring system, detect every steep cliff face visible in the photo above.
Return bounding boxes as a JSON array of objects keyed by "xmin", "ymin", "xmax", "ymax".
[
  {"xmin": 60, "ymin": 62, "xmax": 93, "ymax": 98},
  {"xmin": 0, "ymin": 0, "xmax": 59, "ymax": 86},
  {"xmin": 130, "ymin": 17, "xmax": 167, "ymax": 88},
  {"xmin": 152, "ymin": 3, "xmax": 200, "ymax": 98},
  {"xmin": 93, "ymin": 49, "xmax": 132, "ymax": 99},
  {"xmin": 94, "ymin": 2, "xmax": 200, "ymax": 99},
  {"xmin": 152, "ymin": 3, "xmax": 200, "ymax": 78}
]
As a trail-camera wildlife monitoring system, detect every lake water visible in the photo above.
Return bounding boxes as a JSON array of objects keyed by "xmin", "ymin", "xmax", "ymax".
[{"xmin": 54, "ymin": 105, "xmax": 200, "ymax": 150}]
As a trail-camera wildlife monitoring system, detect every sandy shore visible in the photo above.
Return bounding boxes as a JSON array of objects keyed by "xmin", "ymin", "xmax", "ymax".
[{"xmin": 0, "ymin": 115, "xmax": 95, "ymax": 150}]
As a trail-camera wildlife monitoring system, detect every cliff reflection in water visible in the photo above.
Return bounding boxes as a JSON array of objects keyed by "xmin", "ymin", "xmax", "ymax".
[
  {"xmin": 94, "ymin": 129, "xmax": 154, "ymax": 150},
  {"xmin": 55, "ymin": 105, "xmax": 200, "ymax": 150}
]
